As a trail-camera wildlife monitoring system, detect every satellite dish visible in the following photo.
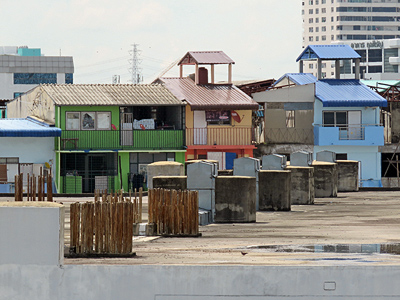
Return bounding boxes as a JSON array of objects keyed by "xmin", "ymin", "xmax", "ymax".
[{"xmin": 45, "ymin": 162, "xmax": 51, "ymax": 169}]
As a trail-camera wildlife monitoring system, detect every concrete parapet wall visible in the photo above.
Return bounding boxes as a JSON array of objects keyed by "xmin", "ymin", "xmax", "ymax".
[
  {"xmin": 258, "ymin": 170, "xmax": 291, "ymax": 211},
  {"xmin": 147, "ymin": 162, "xmax": 184, "ymax": 189},
  {"xmin": 1, "ymin": 265, "xmax": 399, "ymax": 299},
  {"xmin": 312, "ymin": 162, "xmax": 338, "ymax": 198},
  {"xmin": 215, "ymin": 176, "xmax": 256, "ymax": 223},
  {"xmin": 153, "ymin": 176, "xmax": 187, "ymax": 191},
  {"xmin": 286, "ymin": 166, "xmax": 314, "ymax": 205},
  {"xmin": 336, "ymin": 160, "xmax": 359, "ymax": 192},
  {"xmin": 0, "ymin": 202, "xmax": 64, "ymax": 266},
  {"xmin": 218, "ymin": 169, "xmax": 233, "ymax": 176}
]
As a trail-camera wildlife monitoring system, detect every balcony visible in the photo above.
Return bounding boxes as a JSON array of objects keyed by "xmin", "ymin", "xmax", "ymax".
[
  {"xmin": 314, "ymin": 124, "xmax": 384, "ymax": 146},
  {"xmin": 59, "ymin": 129, "xmax": 185, "ymax": 151},
  {"xmin": 186, "ymin": 127, "xmax": 253, "ymax": 146}
]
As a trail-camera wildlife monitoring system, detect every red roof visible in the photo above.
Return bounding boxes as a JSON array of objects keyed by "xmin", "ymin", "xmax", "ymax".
[
  {"xmin": 160, "ymin": 77, "xmax": 258, "ymax": 110},
  {"xmin": 178, "ymin": 51, "xmax": 235, "ymax": 65}
]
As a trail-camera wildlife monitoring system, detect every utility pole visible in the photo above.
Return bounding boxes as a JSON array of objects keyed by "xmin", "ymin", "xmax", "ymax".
[{"xmin": 129, "ymin": 44, "xmax": 143, "ymax": 84}]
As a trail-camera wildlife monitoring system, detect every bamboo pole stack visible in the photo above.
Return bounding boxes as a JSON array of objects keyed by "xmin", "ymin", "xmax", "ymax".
[
  {"xmin": 70, "ymin": 188, "xmax": 142, "ymax": 255},
  {"xmin": 148, "ymin": 188, "xmax": 199, "ymax": 237}
]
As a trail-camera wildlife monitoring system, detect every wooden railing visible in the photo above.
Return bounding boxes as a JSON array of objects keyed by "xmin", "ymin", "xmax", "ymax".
[{"xmin": 186, "ymin": 127, "xmax": 253, "ymax": 146}]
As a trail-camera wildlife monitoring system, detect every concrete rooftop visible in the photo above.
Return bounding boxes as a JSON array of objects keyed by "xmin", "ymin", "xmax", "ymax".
[{"xmin": 3, "ymin": 190, "xmax": 400, "ymax": 266}]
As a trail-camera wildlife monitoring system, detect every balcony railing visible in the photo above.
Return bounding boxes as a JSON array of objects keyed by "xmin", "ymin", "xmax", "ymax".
[
  {"xmin": 186, "ymin": 127, "xmax": 253, "ymax": 146},
  {"xmin": 264, "ymin": 128, "xmax": 314, "ymax": 144},
  {"xmin": 314, "ymin": 124, "xmax": 384, "ymax": 146},
  {"xmin": 59, "ymin": 129, "xmax": 184, "ymax": 150}
]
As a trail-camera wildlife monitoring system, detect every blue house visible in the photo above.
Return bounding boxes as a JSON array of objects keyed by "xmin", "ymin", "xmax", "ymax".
[{"xmin": 253, "ymin": 45, "xmax": 387, "ymax": 187}]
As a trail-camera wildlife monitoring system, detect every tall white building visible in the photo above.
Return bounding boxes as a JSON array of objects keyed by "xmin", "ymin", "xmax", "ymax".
[
  {"xmin": 0, "ymin": 46, "xmax": 74, "ymax": 100},
  {"xmin": 302, "ymin": 0, "xmax": 400, "ymax": 78}
]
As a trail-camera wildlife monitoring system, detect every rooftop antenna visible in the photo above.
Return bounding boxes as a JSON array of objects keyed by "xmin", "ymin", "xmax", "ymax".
[{"xmin": 129, "ymin": 44, "xmax": 143, "ymax": 84}]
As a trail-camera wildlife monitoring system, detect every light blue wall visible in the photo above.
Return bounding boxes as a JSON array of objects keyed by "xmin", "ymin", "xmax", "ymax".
[
  {"xmin": 313, "ymin": 99, "xmax": 380, "ymax": 125},
  {"xmin": 314, "ymin": 145, "xmax": 382, "ymax": 187},
  {"xmin": 314, "ymin": 126, "xmax": 384, "ymax": 146}
]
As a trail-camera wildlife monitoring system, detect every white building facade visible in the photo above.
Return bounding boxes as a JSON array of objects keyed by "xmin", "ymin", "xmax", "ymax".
[{"xmin": 302, "ymin": 0, "xmax": 400, "ymax": 77}]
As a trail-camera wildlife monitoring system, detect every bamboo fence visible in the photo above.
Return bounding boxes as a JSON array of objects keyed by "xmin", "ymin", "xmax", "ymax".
[
  {"xmin": 14, "ymin": 168, "xmax": 53, "ymax": 202},
  {"xmin": 70, "ymin": 189, "xmax": 142, "ymax": 254},
  {"xmin": 148, "ymin": 188, "xmax": 199, "ymax": 237}
]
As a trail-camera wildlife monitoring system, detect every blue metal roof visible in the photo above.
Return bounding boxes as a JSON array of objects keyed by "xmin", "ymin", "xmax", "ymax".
[
  {"xmin": 0, "ymin": 118, "xmax": 61, "ymax": 137},
  {"xmin": 272, "ymin": 73, "xmax": 317, "ymax": 87},
  {"xmin": 315, "ymin": 79, "xmax": 387, "ymax": 107},
  {"xmin": 296, "ymin": 45, "xmax": 361, "ymax": 62}
]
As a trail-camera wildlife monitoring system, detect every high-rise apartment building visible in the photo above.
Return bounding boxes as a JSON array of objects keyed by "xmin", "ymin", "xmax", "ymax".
[{"xmin": 302, "ymin": 0, "xmax": 400, "ymax": 78}]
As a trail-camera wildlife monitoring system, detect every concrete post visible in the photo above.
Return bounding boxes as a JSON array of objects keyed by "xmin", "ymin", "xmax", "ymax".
[
  {"xmin": 335, "ymin": 60, "xmax": 341, "ymax": 79},
  {"xmin": 336, "ymin": 160, "xmax": 359, "ymax": 192},
  {"xmin": 258, "ymin": 170, "xmax": 291, "ymax": 211},
  {"xmin": 147, "ymin": 162, "xmax": 184, "ymax": 189},
  {"xmin": 286, "ymin": 166, "xmax": 314, "ymax": 205},
  {"xmin": 312, "ymin": 161, "xmax": 338, "ymax": 198},
  {"xmin": 215, "ymin": 176, "xmax": 256, "ymax": 223}
]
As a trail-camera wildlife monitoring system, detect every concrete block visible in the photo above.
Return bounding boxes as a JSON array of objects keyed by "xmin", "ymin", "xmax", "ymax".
[
  {"xmin": 215, "ymin": 176, "xmax": 256, "ymax": 223},
  {"xmin": 312, "ymin": 161, "xmax": 338, "ymax": 197},
  {"xmin": 336, "ymin": 160, "xmax": 359, "ymax": 192},
  {"xmin": 147, "ymin": 161, "xmax": 184, "ymax": 189},
  {"xmin": 185, "ymin": 160, "xmax": 219, "ymax": 175},
  {"xmin": 218, "ymin": 169, "xmax": 233, "ymax": 176},
  {"xmin": 259, "ymin": 170, "xmax": 291, "ymax": 211},
  {"xmin": 291, "ymin": 151, "xmax": 313, "ymax": 167},
  {"xmin": 153, "ymin": 176, "xmax": 187, "ymax": 191},
  {"xmin": 133, "ymin": 223, "xmax": 156, "ymax": 236},
  {"xmin": 316, "ymin": 150, "xmax": 336, "ymax": 163},
  {"xmin": 0, "ymin": 202, "xmax": 64, "ymax": 266},
  {"xmin": 286, "ymin": 166, "xmax": 314, "ymax": 205}
]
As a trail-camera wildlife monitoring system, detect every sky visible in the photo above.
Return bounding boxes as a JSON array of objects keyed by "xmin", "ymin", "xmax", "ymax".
[{"xmin": 1, "ymin": 0, "xmax": 303, "ymax": 84}]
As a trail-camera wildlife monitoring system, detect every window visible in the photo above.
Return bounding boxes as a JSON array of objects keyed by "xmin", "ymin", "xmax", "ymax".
[
  {"xmin": 322, "ymin": 26, "xmax": 326, "ymax": 31},
  {"xmin": 316, "ymin": 27, "xmax": 319, "ymax": 32},
  {"xmin": 322, "ymin": 35, "xmax": 326, "ymax": 40},
  {"xmin": 315, "ymin": 17, "xmax": 319, "ymax": 23},
  {"xmin": 65, "ymin": 73, "xmax": 73, "ymax": 84},
  {"xmin": 14, "ymin": 73, "xmax": 57, "ymax": 84},
  {"xmin": 322, "ymin": 0, "xmax": 326, "ymax": 3},
  {"xmin": 65, "ymin": 111, "xmax": 111, "ymax": 130},
  {"xmin": 309, "ymin": 27, "xmax": 314, "ymax": 32},
  {"xmin": 322, "ymin": 17, "xmax": 326, "ymax": 22},
  {"xmin": 13, "ymin": 92, "xmax": 23, "ymax": 98},
  {"xmin": 309, "ymin": 0, "xmax": 313, "ymax": 4},
  {"xmin": 368, "ymin": 49, "xmax": 382, "ymax": 62},
  {"xmin": 309, "ymin": 9, "xmax": 313, "ymax": 14},
  {"xmin": 206, "ymin": 110, "xmax": 231, "ymax": 125},
  {"xmin": 322, "ymin": 8, "xmax": 326, "ymax": 13},
  {"xmin": 309, "ymin": 63, "xmax": 314, "ymax": 69},
  {"xmin": 316, "ymin": 36, "xmax": 319, "ymax": 41},
  {"xmin": 286, "ymin": 110, "xmax": 295, "ymax": 128},
  {"xmin": 322, "ymin": 72, "xmax": 327, "ymax": 78},
  {"xmin": 315, "ymin": 8, "xmax": 319, "ymax": 14},
  {"xmin": 321, "ymin": 63, "xmax": 326, "ymax": 68},
  {"xmin": 309, "ymin": 18, "xmax": 313, "ymax": 23},
  {"xmin": 66, "ymin": 112, "xmax": 80, "ymax": 130},
  {"xmin": 331, "ymin": 35, "xmax": 334, "ymax": 40},
  {"xmin": 368, "ymin": 65, "xmax": 382, "ymax": 73},
  {"xmin": 309, "ymin": 36, "xmax": 314, "ymax": 41},
  {"xmin": 323, "ymin": 111, "xmax": 347, "ymax": 127}
]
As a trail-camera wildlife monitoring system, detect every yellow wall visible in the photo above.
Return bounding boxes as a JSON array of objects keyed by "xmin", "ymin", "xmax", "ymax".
[{"xmin": 186, "ymin": 106, "xmax": 252, "ymax": 128}]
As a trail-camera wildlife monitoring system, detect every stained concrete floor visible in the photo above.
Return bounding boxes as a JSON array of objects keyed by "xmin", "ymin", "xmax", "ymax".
[{"xmin": 2, "ymin": 191, "xmax": 400, "ymax": 265}]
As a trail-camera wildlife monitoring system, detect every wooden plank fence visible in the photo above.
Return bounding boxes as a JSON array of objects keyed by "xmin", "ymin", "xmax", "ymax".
[
  {"xmin": 70, "ymin": 189, "xmax": 142, "ymax": 254},
  {"xmin": 148, "ymin": 188, "xmax": 199, "ymax": 237},
  {"xmin": 14, "ymin": 168, "xmax": 53, "ymax": 202}
]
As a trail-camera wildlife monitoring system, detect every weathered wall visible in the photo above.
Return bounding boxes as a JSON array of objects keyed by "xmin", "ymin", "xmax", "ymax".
[
  {"xmin": 336, "ymin": 160, "xmax": 359, "ymax": 192},
  {"xmin": 153, "ymin": 176, "xmax": 187, "ymax": 190},
  {"xmin": 313, "ymin": 162, "xmax": 338, "ymax": 198},
  {"xmin": 1, "ymin": 264, "xmax": 400, "ymax": 300}
]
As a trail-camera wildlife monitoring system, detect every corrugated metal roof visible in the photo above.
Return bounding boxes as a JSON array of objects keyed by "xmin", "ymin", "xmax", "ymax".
[
  {"xmin": 315, "ymin": 79, "xmax": 387, "ymax": 107},
  {"xmin": 178, "ymin": 51, "xmax": 235, "ymax": 65},
  {"xmin": 160, "ymin": 77, "xmax": 259, "ymax": 110},
  {"xmin": 0, "ymin": 118, "xmax": 61, "ymax": 137},
  {"xmin": 296, "ymin": 45, "xmax": 361, "ymax": 62},
  {"xmin": 40, "ymin": 84, "xmax": 183, "ymax": 106},
  {"xmin": 272, "ymin": 73, "xmax": 317, "ymax": 87}
]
